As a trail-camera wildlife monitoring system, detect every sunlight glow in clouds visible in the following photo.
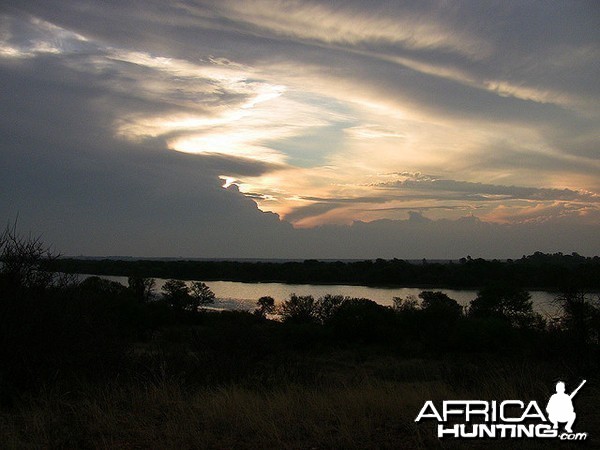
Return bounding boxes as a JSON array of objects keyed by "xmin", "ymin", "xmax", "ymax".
[
  {"xmin": 163, "ymin": 86, "xmax": 340, "ymax": 164},
  {"xmin": 102, "ymin": 49, "xmax": 345, "ymax": 165},
  {"xmin": 0, "ymin": 16, "xmax": 87, "ymax": 58},
  {"xmin": 1, "ymin": 1, "xmax": 598, "ymax": 238}
]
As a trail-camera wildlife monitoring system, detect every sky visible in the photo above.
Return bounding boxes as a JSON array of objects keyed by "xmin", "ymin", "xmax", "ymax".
[{"xmin": 1, "ymin": 1, "xmax": 598, "ymax": 259}]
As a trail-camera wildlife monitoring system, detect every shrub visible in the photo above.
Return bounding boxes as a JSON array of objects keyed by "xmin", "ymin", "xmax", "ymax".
[
  {"xmin": 279, "ymin": 294, "xmax": 318, "ymax": 324},
  {"xmin": 419, "ymin": 291, "xmax": 463, "ymax": 320},
  {"xmin": 555, "ymin": 287, "xmax": 600, "ymax": 345},
  {"xmin": 327, "ymin": 298, "xmax": 396, "ymax": 343},
  {"xmin": 254, "ymin": 296, "xmax": 275, "ymax": 318},
  {"xmin": 469, "ymin": 284, "xmax": 537, "ymax": 328}
]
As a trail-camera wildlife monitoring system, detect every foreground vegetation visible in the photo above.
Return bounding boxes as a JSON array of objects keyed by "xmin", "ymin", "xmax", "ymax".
[{"xmin": 1, "ymin": 227, "xmax": 599, "ymax": 448}]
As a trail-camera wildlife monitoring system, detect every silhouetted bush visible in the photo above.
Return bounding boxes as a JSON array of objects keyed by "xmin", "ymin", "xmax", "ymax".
[
  {"xmin": 555, "ymin": 287, "xmax": 600, "ymax": 346},
  {"xmin": 326, "ymin": 298, "xmax": 397, "ymax": 343},
  {"xmin": 315, "ymin": 294, "xmax": 346, "ymax": 323},
  {"xmin": 279, "ymin": 294, "xmax": 319, "ymax": 324},
  {"xmin": 0, "ymin": 281, "xmax": 135, "ymax": 396},
  {"xmin": 419, "ymin": 291, "xmax": 463, "ymax": 320},
  {"xmin": 254, "ymin": 296, "xmax": 275, "ymax": 318},
  {"xmin": 468, "ymin": 284, "xmax": 541, "ymax": 328},
  {"xmin": 0, "ymin": 223, "xmax": 58, "ymax": 293}
]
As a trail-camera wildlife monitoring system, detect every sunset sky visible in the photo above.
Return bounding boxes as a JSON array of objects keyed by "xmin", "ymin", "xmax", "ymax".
[{"xmin": 1, "ymin": 1, "xmax": 598, "ymax": 258}]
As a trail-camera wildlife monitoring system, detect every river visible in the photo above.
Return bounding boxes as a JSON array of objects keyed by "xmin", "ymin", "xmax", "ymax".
[{"xmin": 84, "ymin": 275, "xmax": 564, "ymax": 318}]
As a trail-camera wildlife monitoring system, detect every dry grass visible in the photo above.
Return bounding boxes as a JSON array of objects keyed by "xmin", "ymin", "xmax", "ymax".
[
  {"xmin": 1, "ymin": 380, "xmax": 441, "ymax": 449},
  {"xmin": 2, "ymin": 355, "xmax": 597, "ymax": 449}
]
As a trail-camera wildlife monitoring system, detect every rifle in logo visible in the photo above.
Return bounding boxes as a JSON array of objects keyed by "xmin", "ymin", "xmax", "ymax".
[{"xmin": 546, "ymin": 380, "xmax": 586, "ymax": 433}]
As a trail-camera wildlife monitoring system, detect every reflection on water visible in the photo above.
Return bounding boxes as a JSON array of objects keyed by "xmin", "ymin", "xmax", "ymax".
[{"xmin": 83, "ymin": 275, "xmax": 563, "ymax": 317}]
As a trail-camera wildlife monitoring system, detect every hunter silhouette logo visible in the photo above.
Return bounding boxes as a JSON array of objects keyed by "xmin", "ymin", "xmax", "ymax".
[
  {"xmin": 546, "ymin": 380, "xmax": 585, "ymax": 433},
  {"xmin": 415, "ymin": 379, "xmax": 588, "ymax": 440}
]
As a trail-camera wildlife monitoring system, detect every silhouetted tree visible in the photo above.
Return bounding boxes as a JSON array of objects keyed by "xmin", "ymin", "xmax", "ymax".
[
  {"xmin": 392, "ymin": 295, "xmax": 419, "ymax": 312},
  {"xmin": 556, "ymin": 287, "xmax": 600, "ymax": 345},
  {"xmin": 190, "ymin": 281, "xmax": 216, "ymax": 308},
  {"xmin": 279, "ymin": 294, "xmax": 318, "ymax": 324},
  {"xmin": 419, "ymin": 291, "xmax": 463, "ymax": 319},
  {"xmin": 315, "ymin": 294, "xmax": 346, "ymax": 324},
  {"xmin": 327, "ymin": 298, "xmax": 396, "ymax": 342},
  {"xmin": 254, "ymin": 296, "xmax": 275, "ymax": 318},
  {"xmin": 469, "ymin": 284, "xmax": 537, "ymax": 327},
  {"xmin": 127, "ymin": 276, "xmax": 155, "ymax": 302},
  {"xmin": 162, "ymin": 279, "xmax": 192, "ymax": 310},
  {"xmin": 0, "ymin": 222, "xmax": 60, "ymax": 292},
  {"xmin": 80, "ymin": 276, "xmax": 128, "ymax": 297}
]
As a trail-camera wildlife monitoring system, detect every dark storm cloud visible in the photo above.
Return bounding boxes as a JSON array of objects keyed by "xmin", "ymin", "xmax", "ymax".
[
  {"xmin": 0, "ymin": 41, "xmax": 293, "ymax": 257},
  {"xmin": 0, "ymin": 52, "xmax": 275, "ymax": 175}
]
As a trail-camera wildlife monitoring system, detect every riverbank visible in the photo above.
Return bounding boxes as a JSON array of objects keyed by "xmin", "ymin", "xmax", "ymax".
[{"xmin": 51, "ymin": 252, "xmax": 600, "ymax": 291}]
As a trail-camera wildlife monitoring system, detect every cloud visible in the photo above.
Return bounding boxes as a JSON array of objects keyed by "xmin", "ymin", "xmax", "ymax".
[
  {"xmin": 197, "ymin": 0, "xmax": 493, "ymax": 59},
  {"xmin": 1, "ymin": 2, "xmax": 598, "ymax": 258},
  {"xmin": 244, "ymin": 169, "xmax": 599, "ymax": 227},
  {"xmin": 483, "ymin": 202, "xmax": 600, "ymax": 225},
  {"xmin": 375, "ymin": 175, "xmax": 600, "ymax": 203},
  {"xmin": 0, "ymin": 35, "xmax": 296, "ymax": 257}
]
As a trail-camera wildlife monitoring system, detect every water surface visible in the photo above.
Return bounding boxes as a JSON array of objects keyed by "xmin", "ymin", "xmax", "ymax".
[{"xmin": 89, "ymin": 275, "xmax": 563, "ymax": 317}]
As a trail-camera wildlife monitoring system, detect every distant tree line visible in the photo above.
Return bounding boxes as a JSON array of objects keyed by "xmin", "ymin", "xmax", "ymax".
[{"xmin": 51, "ymin": 252, "xmax": 600, "ymax": 289}]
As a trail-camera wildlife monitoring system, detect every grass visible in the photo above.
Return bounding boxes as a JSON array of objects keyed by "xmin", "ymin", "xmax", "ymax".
[
  {"xmin": 1, "ymin": 353, "xmax": 597, "ymax": 449},
  {"xmin": 0, "ymin": 379, "xmax": 449, "ymax": 449}
]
